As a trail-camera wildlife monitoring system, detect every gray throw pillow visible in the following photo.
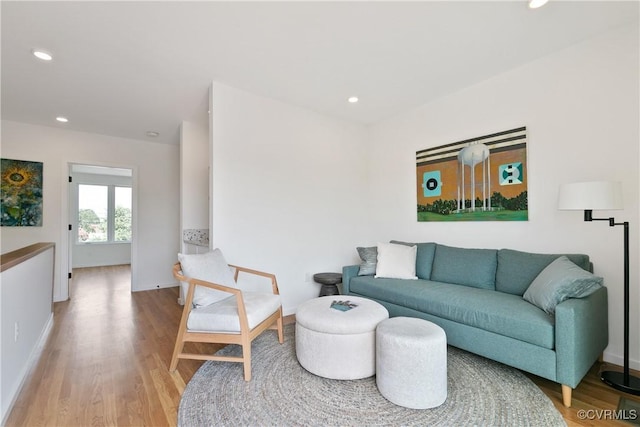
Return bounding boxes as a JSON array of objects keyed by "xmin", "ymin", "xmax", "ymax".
[
  {"xmin": 523, "ymin": 256, "xmax": 603, "ymax": 315},
  {"xmin": 356, "ymin": 246, "xmax": 377, "ymax": 276}
]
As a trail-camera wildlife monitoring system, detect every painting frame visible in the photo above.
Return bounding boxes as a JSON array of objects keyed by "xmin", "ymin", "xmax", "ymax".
[
  {"xmin": 416, "ymin": 127, "xmax": 528, "ymax": 222},
  {"xmin": 1, "ymin": 158, "xmax": 44, "ymax": 226}
]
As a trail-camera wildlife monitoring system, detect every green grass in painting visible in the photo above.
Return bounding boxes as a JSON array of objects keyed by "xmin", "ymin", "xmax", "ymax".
[{"xmin": 418, "ymin": 210, "xmax": 528, "ymax": 222}]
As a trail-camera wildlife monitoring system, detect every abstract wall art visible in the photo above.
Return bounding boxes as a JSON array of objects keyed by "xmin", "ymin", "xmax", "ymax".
[
  {"xmin": 416, "ymin": 127, "xmax": 528, "ymax": 222},
  {"xmin": 1, "ymin": 158, "xmax": 43, "ymax": 226}
]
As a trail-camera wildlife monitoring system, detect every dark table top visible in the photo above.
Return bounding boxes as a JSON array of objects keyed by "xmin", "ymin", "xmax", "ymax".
[{"xmin": 313, "ymin": 272, "xmax": 342, "ymax": 285}]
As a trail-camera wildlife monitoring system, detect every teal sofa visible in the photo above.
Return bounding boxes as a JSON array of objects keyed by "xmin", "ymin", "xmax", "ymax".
[{"xmin": 342, "ymin": 242, "xmax": 608, "ymax": 407}]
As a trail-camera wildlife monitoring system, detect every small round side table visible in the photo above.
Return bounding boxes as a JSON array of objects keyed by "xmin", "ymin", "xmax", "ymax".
[{"xmin": 314, "ymin": 272, "xmax": 342, "ymax": 297}]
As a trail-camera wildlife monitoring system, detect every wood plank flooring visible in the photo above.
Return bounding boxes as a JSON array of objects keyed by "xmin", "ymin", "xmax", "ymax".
[{"xmin": 5, "ymin": 265, "xmax": 640, "ymax": 426}]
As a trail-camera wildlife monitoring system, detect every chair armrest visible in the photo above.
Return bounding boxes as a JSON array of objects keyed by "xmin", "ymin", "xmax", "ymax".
[
  {"xmin": 555, "ymin": 286, "xmax": 608, "ymax": 388},
  {"xmin": 229, "ymin": 264, "xmax": 280, "ymax": 295},
  {"xmin": 187, "ymin": 277, "xmax": 241, "ymax": 295},
  {"xmin": 173, "ymin": 262, "xmax": 256, "ymax": 332},
  {"xmin": 342, "ymin": 265, "xmax": 360, "ymax": 294},
  {"xmin": 173, "ymin": 262, "xmax": 240, "ymax": 295}
]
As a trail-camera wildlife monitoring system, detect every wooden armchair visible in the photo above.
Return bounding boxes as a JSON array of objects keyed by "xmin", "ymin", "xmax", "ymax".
[{"xmin": 170, "ymin": 262, "xmax": 284, "ymax": 381}]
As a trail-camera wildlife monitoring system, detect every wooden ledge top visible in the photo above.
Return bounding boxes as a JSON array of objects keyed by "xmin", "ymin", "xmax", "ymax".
[{"xmin": 1, "ymin": 242, "xmax": 55, "ymax": 273}]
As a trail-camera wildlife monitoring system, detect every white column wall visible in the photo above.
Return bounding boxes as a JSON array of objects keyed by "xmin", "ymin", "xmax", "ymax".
[
  {"xmin": 179, "ymin": 121, "xmax": 209, "ymax": 253},
  {"xmin": 210, "ymin": 83, "xmax": 369, "ymax": 315}
]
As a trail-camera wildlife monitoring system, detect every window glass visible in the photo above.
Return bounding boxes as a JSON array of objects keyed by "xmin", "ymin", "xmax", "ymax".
[
  {"xmin": 115, "ymin": 187, "xmax": 132, "ymax": 242},
  {"xmin": 78, "ymin": 184, "xmax": 108, "ymax": 242}
]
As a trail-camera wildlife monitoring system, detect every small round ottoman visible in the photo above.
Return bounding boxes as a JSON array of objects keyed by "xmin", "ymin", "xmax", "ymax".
[
  {"xmin": 295, "ymin": 296, "xmax": 389, "ymax": 380},
  {"xmin": 376, "ymin": 317, "xmax": 447, "ymax": 409}
]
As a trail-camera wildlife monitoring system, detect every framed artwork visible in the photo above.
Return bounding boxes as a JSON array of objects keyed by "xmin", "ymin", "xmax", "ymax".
[
  {"xmin": 1, "ymin": 158, "xmax": 43, "ymax": 226},
  {"xmin": 416, "ymin": 126, "xmax": 528, "ymax": 222}
]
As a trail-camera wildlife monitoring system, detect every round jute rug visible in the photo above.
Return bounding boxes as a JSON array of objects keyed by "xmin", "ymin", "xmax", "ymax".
[{"xmin": 178, "ymin": 325, "xmax": 566, "ymax": 427}]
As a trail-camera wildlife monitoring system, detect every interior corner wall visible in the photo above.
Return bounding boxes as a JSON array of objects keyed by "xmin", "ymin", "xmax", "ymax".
[
  {"xmin": 0, "ymin": 121, "xmax": 181, "ymax": 299},
  {"xmin": 210, "ymin": 83, "xmax": 369, "ymax": 315},
  {"xmin": 180, "ymin": 121, "xmax": 209, "ymax": 251},
  {"xmin": 366, "ymin": 24, "xmax": 640, "ymax": 369}
]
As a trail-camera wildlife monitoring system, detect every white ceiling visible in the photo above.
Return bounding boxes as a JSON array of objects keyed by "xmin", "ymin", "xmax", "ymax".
[{"xmin": 2, "ymin": 1, "xmax": 638, "ymax": 145}]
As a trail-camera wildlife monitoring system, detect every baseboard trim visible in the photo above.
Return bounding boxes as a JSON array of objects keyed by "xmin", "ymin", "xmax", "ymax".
[{"xmin": 603, "ymin": 350, "xmax": 640, "ymax": 372}]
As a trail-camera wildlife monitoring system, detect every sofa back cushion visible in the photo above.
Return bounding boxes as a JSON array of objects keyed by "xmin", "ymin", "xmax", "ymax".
[
  {"xmin": 430, "ymin": 244, "xmax": 497, "ymax": 290},
  {"xmin": 496, "ymin": 249, "xmax": 592, "ymax": 296},
  {"xmin": 390, "ymin": 241, "xmax": 436, "ymax": 280}
]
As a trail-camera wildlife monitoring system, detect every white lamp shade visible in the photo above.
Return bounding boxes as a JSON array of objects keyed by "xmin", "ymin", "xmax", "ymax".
[{"xmin": 558, "ymin": 181, "xmax": 623, "ymax": 210}]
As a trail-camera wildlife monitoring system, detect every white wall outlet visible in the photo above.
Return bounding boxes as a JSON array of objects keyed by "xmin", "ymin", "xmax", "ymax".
[
  {"xmin": 14, "ymin": 322, "xmax": 19, "ymax": 342},
  {"xmin": 305, "ymin": 272, "xmax": 313, "ymax": 283}
]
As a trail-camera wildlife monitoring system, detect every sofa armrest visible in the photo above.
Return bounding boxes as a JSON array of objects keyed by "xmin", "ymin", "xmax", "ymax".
[
  {"xmin": 555, "ymin": 286, "xmax": 608, "ymax": 388},
  {"xmin": 342, "ymin": 265, "xmax": 360, "ymax": 294}
]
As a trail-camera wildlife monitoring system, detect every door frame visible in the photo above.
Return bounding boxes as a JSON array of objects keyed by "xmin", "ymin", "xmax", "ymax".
[{"xmin": 64, "ymin": 161, "xmax": 138, "ymax": 297}]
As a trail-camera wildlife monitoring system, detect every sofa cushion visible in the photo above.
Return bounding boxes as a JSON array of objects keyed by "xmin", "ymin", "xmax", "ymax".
[
  {"xmin": 496, "ymin": 249, "xmax": 592, "ymax": 296},
  {"xmin": 523, "ymin": 256, "xmax": 603, "ymax": 314},
  {"xmin": 375, "ymin": 243, "xmax": 418, "ymax": 280},
  {"xmin": 349, "ymin": 276, "xmax": 554, "ymax": 349},
  {"xmin": 356, "ymin": 246, "xmax": 377, "ymax": 276},
  {"xmin": 430, "ymin": 244, "xmax": 497, "ymax": 290},
  {"xmin": 390, "ymin": 241, "xmax": 436, "ymax": 280}
]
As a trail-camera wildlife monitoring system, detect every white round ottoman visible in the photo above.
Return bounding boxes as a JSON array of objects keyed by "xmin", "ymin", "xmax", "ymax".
[
  {"xmin": 376, "ymin": 317, "xmax": 447, "ymax": 409},
  {"xmin": 295, "ymin": 296, "xmax": 389, "ymax": 380}
]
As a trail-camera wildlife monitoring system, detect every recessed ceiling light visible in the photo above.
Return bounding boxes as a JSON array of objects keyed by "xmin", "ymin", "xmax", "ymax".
[
  {"xmin": 528, "ymin": 0, "xmax": 549, "ymax": 9},
  {"xmin": 56, "ymin": 116, "xmax": 68, "ymax": 123},
  {"xmin": 348, "ymin": 96, "xmax": 359, "ymax": 103},
  {"xmin": 32, "ymin": 49, "xmax": 53, "ymax": 61},
  {"xmin": 146, "ymin": 131, "xmax": 160, "ymax": 138}
]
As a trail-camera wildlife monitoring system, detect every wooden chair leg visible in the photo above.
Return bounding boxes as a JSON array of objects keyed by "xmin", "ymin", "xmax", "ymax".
[
  {"xmin": 169, "ymin": 338, "xmax": 184, "ymax": 372},
  {"xmin": 170, "ymin": 324, "xmax": 187, "ymax": 372},
  {"xmin": 242, "ymin": 337, "xmax": 252, "ymax": 381},
  {"xmin": 276, "ymin": 313, "xmax": 284, "ymax": 344},
  {"xmin": 561, "ymin": 384, "xmax": 572, "ymax": 407}
]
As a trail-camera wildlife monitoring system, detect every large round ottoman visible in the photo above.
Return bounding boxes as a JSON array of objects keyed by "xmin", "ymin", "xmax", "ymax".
[
  {"xmin": 295, "ymin": 296, "xmax": 389, "ymax": 380},
  {"xmin": 376, "ymin": 317, "xmax": 447, "ymax": 409}
]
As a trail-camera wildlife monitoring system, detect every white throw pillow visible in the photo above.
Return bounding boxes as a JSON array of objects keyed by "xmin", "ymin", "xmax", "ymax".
[
  {"xmin": 178, "ymin": 249, "xmax": 237, "ymax": 307},
  {"xmin": 374, "ymin": 242, "xmax": 418, "ymax": 280}
]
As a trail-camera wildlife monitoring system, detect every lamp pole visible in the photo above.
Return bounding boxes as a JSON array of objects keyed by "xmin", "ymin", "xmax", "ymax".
[{"xmin": 589, "ymin": 213, "xmax": 640, "ymax": 394}]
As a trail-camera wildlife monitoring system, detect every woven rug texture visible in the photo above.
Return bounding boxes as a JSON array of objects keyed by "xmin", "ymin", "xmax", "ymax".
[{"xmin": 178, "ymin": 324, "xmax": 566, "ymax": 427}]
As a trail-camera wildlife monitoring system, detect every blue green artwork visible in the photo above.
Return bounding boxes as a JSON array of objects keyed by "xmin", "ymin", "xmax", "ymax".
[{"xmin": 1, "ymin": 158, "xmax": 43, "ymax": 226}]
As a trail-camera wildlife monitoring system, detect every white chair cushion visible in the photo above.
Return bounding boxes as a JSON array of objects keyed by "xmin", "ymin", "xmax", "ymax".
[
  {"xmin": 187, "ymin": 292, "xmax": 281, "ymax": 333},
  {"xmin": 178, "ymin": 249, "xmax": 237, "ymax": 307}
]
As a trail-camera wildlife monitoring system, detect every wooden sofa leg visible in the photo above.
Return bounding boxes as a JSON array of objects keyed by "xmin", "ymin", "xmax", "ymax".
[{"xmin": 561, "ymin": 384, "xmax": 572, "ymax": 407}]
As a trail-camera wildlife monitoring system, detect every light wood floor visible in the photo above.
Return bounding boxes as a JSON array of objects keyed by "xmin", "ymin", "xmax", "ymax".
[{"xmin": 5, "ymin": 265, "xmax": 640, "ymax": 426}]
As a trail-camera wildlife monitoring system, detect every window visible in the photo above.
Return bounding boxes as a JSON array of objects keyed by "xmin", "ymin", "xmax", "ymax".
[
  {"xmin": 114, "ymin": 187, "xmax": 132, "ymax": 241},
  {"xmin": 78, "ymin": 184, "xmax": 131, "ymax": 243}
]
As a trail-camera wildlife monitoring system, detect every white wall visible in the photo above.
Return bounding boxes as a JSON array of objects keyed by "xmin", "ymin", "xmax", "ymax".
[
  {"xmin": 366, "ymin": 24, "xmax": 639, "ymax": 368},
  {"xmin": 180, "ymin": 121, "xmax": 209, "ymax": 252},
  {"xmin": 210, "ymin": 83, "xmax": 370, "ymax": 315},
  {"xmin": 0, "ymin": 121, "xmax": 181, "ymax": 300}
]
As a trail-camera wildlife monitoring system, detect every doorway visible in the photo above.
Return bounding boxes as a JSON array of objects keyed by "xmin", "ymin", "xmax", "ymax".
[{"xmin": 68, "ymin": 163, "xmax": 135, "ymax": 296}]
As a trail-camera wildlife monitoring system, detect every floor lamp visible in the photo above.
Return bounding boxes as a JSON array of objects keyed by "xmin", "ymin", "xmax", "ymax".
[{"xmin": 558, "ymin": 181, "xmax": 640, "ymax": 395}]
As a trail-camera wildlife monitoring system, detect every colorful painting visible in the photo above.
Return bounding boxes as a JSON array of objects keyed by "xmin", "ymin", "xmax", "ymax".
[
  {"xmin": 1, "ymin": 158, "xmax": 43, "ymax": 226},
  {"xmin": 416, "ymin": 127, "xmax": 528, "ymax": 222}
]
